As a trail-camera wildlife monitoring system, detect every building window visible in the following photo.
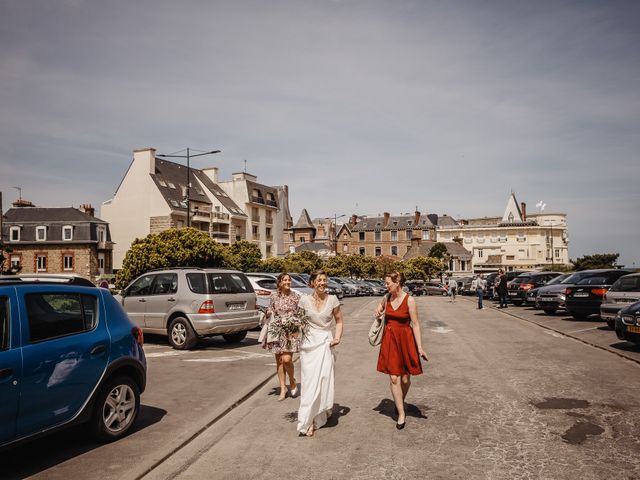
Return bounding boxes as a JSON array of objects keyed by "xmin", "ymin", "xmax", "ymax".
[
  {"xmin": 506, "ymin": 255, "xmax": 515, "ymax": 260},
  {"xmin": 252, "ymin": 225, "xmax": 259, "ymax": 238},
  {"xmin": 422, "ymin": 230, "xmax": 429, "ymax": 240},
  {"xmin": 406, "ymin": 229, "xmax": 412, "ymax": 240},
  {"xmin": 517, "ymin": 232, "xmax": 526, "ymax": 242},
  {"xmin": 36, "ymin": 254, "xmax": 47, "ymax": 272},
  {"xmin": 10, "ymin": 226, "xmax": 20, "ymax": 241},
  {"xmin": 391, "ymin": 231, "xmax": 398, "ymax": 241},
  {"xmin": 555, "ymin": 248, "xmax": 560, "ymax": 258},
  {"xmin": 10, "ymin": 255, "xmax": 20, "ymax": 270},
  {"xmin": 391, "ymin": 246, "xmax": 398, "ymax": 256},
  {"xmin": 36, "ymin": 226, "xmax": 47, "ymax": 241},
  {"xmin": 63, "ymin": 225, "xmax": 73, "ymax": 241},
  {"xmin": 300, "ymin": 236, "xmax": 305, "ymax": 243},
  {"xmin": 266, "ymin": 245, "xmax": 272, "ymax": 257},
  {"xmin": 478, "ymin": 249, "xmax": 483, "ymax": 258},
  {"xmin": 63, "ymin": 254, "xmax": 74, "ymax": 271},
  {"xmin": 359, "ymin": 232, "xmax": 365, "ymax": 242},
  {"xmin": 343, "ymin": 244, "xmax": 348, "ymax": 252},
  {"xmin": 266, "ymin": 227, "xmax": 272, "ymax": 239},
  {"xmin": 359, "ymin": 247, "xmax": 366, "ymax": 255},
  {"xmin": 375, "ymin": 247, "xmax": 382, "ymax": 257},
  {"xmin": 374, "ymin": 231, "xmax": 381, "ymax": 241},
  {"xmin": 99, "ymin": 256, "xmax": 105, "ymax": 270},
  {"xmin": 97, "ymin": 227, "xmax": 106, "ymax": 243},
  {"xmin": 289, "ymin": 233, "xmax": 294, "ymax": 241}
]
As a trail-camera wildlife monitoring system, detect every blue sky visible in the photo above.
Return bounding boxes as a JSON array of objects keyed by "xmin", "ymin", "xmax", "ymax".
[{"xmin": 1, "ymin": 0, "xmax": 639, "ymax": 267}]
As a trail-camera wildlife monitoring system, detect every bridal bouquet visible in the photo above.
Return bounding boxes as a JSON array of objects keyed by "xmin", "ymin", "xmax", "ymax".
[{"xmin": 268, "ymin": 306, "xmax": 310, "ymax": 349}]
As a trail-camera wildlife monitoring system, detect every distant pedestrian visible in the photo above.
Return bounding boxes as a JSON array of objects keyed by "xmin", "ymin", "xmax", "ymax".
[
  {"xmin": 375, "ymin": 271, "xmax": 427, "ymax": 430},
  {"xmin": 264, "ymin": 273, "xmax": 300, "ymax": 401},
  {"xmin": 448, "ymin": 278, "xmax": 458, "ymax": 302},
  {"xmin": 496, "ymin": 269, "xmax": 509, "ymax": 308},
  {"xmin": 472, "ymin": 274, "xmax": 487, "ymax": 309},
  {"xmin": 297, "ymin": 270, "xmax": 343, "ymax": 437}
]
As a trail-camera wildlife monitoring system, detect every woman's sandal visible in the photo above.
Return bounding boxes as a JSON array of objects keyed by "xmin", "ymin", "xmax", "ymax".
[{"xmin": 306, "ymin": 424, "xmax": 315, "ymax": 437}]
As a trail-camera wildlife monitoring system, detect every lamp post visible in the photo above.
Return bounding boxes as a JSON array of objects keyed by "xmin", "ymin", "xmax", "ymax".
[
  {"xmin": 327, "ymin": 214, "xmax": 346, "ymax": 255},
  {"xmin": 157, "ymin": 148, "xmax": 221, "ymax": 228}
]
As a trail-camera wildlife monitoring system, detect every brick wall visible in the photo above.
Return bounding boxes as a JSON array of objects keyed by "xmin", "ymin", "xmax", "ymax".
[{"xmin": 2, "ymin": 244, "xmax": 104, "ymax": 281}]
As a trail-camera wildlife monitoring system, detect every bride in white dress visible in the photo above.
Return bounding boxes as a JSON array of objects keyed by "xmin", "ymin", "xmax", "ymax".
[{"xmin": 297, "ymin": 270, "xmax": 344, "ymax": 437}]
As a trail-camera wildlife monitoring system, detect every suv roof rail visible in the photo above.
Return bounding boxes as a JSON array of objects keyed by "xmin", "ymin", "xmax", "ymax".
[
  {"xmin": 147, "ymin": 266, "xmax": 206, "ymax": 272},
  {"xmin": 0, "ymin": 274, "xmax": 96, "ymax": 287}
]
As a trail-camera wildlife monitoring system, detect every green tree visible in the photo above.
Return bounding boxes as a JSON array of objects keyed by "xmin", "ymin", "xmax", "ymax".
[
  {"xmin": 283, "ymin": 251, "xmax": 323, "ymax": 273},
  {"xmin": 572, "ymin": 253, "xmax": 620, "ymax": 271},
  {"xmin": 261, "ymin": 256, "xmax": 287, "ymax": 273},
  {"xmin": 115, "ymin": 228, "xmax": 226, "ymax": 289},
  {"xmin": 0, "ymin": 239, "xmax": 20, "ymax": 274},
  {"xmin": 224, "ymin": 240, "xmax": 263, "ymax": 272},
  {"xmin": 324, "ymin": 255, "xmax": 349, "ymax": 277},
  {"xmin": 375, "ymin": 256, "xmax": 401, "ymax": 278},
  {"xmin": 404, "ymin": 256, "xmax": 446, "ymax": 280},
  {"xmin": 428, "ymin": 242, "xmax": 448, "ymax": 259}
]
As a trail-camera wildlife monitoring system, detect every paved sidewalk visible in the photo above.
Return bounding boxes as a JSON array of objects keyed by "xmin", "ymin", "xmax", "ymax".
[{"xmin": 143, "ymin": 296, "xmax": 640, "ymax": 480}]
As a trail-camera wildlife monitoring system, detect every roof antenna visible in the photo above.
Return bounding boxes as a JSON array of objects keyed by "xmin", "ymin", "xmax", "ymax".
[{"xmin": 243, "ymin": 159, "xmax": 247, "ymax": 173}]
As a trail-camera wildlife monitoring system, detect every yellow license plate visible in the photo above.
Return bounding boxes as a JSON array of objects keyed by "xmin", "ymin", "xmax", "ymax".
[{"xmin": 628, "ymin": 326, "xmax": 640, "ymax": 334}]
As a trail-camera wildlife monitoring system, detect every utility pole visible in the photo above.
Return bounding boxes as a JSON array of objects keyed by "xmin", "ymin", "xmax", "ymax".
[
  {"xmin": 157, "ymin": 148, "xmax": 221, "ymax": 228},
  {"xmin": 330, "ymin": 214, "xmax": 346, "ymax": 255}
]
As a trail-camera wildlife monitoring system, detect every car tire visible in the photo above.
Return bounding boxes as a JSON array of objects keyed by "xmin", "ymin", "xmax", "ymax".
[
  {"xmin": 88, "ymin": 375, "xmax": 140, "ymax": 443},
  {"xmin": 543, "ymin": 308, "xmax": 557, "ymax": 315},
  {"xmin": 223, "ymin": 330, "xmax": 248, "ymax": 343},
  {"xmin": 572, "ymin": 313, "xmax": 589, "ymax": 320},
  {"xmin": 513, "ymin": 300, "xmax": 523, "ymax": 306},
  {"xmin": 168, "ymin": 316, "xmax": 198, "ymax": 350},
  {"xmin": 606, "ymin": 319, "xmax": 615, "ymax": 329}
]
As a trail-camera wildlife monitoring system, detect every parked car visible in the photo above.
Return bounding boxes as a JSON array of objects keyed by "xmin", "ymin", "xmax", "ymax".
[
  {"xmin": 246, "ymin": 273, "xmax": 315, "ymax": 303},
  {"xmin": 525, "ymin": 273, "xmax": 572, "ymax": 308},
  {"xmin": 564, "ymin": 269, "xmax": 633, "ymax": 320},
  {"xmin": 405, "ymin": 280, "xmax": 425, "ymax": 296},
  {"xmin": 457, "ymin": 277, "xmax": 474, "ymax": 296},
  {"xmin": 614, "ymin": 300, "xmax": 640, "ymax": 346},
  {"xmin": 332, "ymin": 278, "xmax": 359, "ymax": 297},
  {"xmin": 507, "ymin": 272, "xmax": 562, "ymax": 306},
  {"xmin": 538, "ymin": 270, "xmax": 615, "ymax": 315},
  {"xmin": 600, "ymin": 273, "xmax": 640, "ymax": 329},
  {"xmin": 364, "ymin": 280, "xmax": 386, "ymax": 296},
  {"xmin": 424, "ymin": 281, "xmax": 448, "ymax": 296},
  {"xmin": 483, "ymin": 272, "xmax": 499, "ymax": 299},
  {"xmin": 353, "ymin": 280, "xmax": 374, "ymax": 296},
  {"xmin": 118, "ymin": 268, "xmax": 260, "ymax": 350},
  {"xmin": 0, "ymin": 276, "xmax": 146, "ymax": 449}
]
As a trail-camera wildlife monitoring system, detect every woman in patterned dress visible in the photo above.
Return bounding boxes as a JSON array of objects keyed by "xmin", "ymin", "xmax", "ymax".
[
  {"xmin": 375, "ymin": 271, "xmax": 428, "ymax": 429},
  {"xmin": 264, "ymin": 273, "xmax": 300, "ymax": 401}
]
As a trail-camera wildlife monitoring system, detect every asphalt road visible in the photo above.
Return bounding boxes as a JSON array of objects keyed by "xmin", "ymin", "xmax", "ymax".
[{"xmin": 3, "ymin": 296, "xmax": 640, "ymax": 479}]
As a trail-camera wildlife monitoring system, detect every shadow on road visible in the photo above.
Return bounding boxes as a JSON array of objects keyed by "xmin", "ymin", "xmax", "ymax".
[
  {"xmin": 143, "ymin": 333, "xmax": 261, "ymax": 349},
  {"xmin": 0, "ymin": 404, "xmax": 167, "ymax": 480},
  {"xmin": 373, "ymin": 398, "xmax": 429, "ymax": 420},
  {"xmin": 610, "ymin": 341, "xmax": 640, "ymax": 353}
]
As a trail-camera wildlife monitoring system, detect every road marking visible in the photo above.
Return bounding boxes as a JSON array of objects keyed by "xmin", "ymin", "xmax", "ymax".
[
  {"xmin": 146, "ymin": 351, "xmax": 184, "ymax": 358},
  {"xmin": 544, "ymin": 330, "xmax": 565, "ymax": 339},
  {"xmin": 183, "ymin": 352, "xmax": 270, "ymax": 363},
  {"xmin": 430, "ymin": 327, "xmax": 453, "ymax": 334}
]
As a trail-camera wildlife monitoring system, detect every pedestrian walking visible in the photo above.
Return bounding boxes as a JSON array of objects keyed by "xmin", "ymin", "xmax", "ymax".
[
  {"xmin": 448, "ymin": 278, "xmax": 458, "ymax": 302},
  {"xmin": 375, "ymin": 271, "xmax": 428, "ymax": 430},
  {"xmin": 297, "ymin": 270, "xmax": 344, "ymax": 437},
  {"xmin": 263, "ymin": 273, "xmax": 300, "ymax": 401},
  {"xmin": 472, "ymin": 274, "xmax": 487, "ymax": 309},
  {"xmin": 496, "ymin": 269, "xmax": 509, "ymax": 308}
]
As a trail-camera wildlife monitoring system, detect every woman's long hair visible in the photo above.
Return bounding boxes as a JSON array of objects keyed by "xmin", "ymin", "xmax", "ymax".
[
  {"xmin": 276, "ymin": 272, "xmax": 291, "ymax": 293},
  {"xmin": 308, "ymin": 269, "xmax": 328, "ymax": 287}
]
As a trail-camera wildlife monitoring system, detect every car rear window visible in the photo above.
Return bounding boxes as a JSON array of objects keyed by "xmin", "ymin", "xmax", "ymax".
[
  {"xmin": 610, "ymin": 276, "xmax": 640, "ymax": 292},
  {"xmin": 208, "ymin": 273, "xmax": 254, "ymax": 294},
  {"xmin": 186, "ymin": 273, "xmax": 207, "ymax": 294},
  {"xmin": 256, "ymin": 278, "xmax": 277, "ymax": 289},
  {"xmin": 576, "ymin": 276, "xmax": 608, "ymax": 286},
  {"xmin": 26, "ymin": 293, "xmax": 98, "ymax": 343},
  {"xmin": 512, "ymin": 276, "xmax": 532, "ymax": 284},
  {"xmin": 0, "ymin": 297, "xmax": 8, "ymax": 351}
]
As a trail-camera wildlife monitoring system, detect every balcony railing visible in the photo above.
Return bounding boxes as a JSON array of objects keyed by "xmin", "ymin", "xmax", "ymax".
[
  {"xmin": 211, "ymin": 212, "xmax": 230, "ymax": 221},
  {"xmin": 265, "ymin": 215, "xmax": 273, "ymax": 225},
  {"xmin": 251, "ymin": 196, "xmax": 265, "ymax": 204},
  {"xmin": 97, "ymin": 242, "xmax": 113, "ymax": 250},
  {"xmin": 210, "ymin": 232, "xmax": 230, "ymax": 240},
  {"xmin": 266, "ymin": 199, "xmax": 277, "ymax": 207}
]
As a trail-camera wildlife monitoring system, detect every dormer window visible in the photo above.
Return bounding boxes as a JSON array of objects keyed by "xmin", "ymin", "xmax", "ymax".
[
  {"xmin": 508, "ymin": 212, "xmax": 514, "ymax": 223},
  {"xmin": 266, "ymin": 192, "xmax": 275, "ymax": 201},
  {"xmin": 97, "ymin": 227, "xmax": 106, "ymax": 243},
  {"xmin": 168, "ymin": 182, "xmax": 176, "ymax": 189},
  {"xmin": 62, "ymin": 225, "xmax": 73, "ymax": 241},
  {"xmin": 158, "ymin": 179, "xmax": 167, "ymax": 187},
  {"xmin": 9, "ymin": 226, "xmax": 20, "ymax": 241},
  {"xmin": 36, "ymin": 226, "xmax": 47, "ymax": 241},
  {"xmin": 170, "ymin": 200, "xmax": 180, "ymax": 207},
  {"xmin": 407, "ymin": 221, "xmax": 413, "ymax": 226}
]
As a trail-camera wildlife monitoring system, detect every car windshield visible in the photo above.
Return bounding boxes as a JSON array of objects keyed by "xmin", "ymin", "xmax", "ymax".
[
  {"xmin": 512, "ymin": 276, "xmax": 532, "ymax": 284},
  {"xmin": 546, "ymin": 274, "xmax": 571, "ymax": 286},
  {"xmin": 610, "ymin": 276, "xmax": 640, "ymax": 292}
]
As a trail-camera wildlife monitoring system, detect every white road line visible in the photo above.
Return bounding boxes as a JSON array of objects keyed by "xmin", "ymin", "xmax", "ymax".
[
  {"xmin": 567, "ymin": 326, "xmax": 601, "ymax": 334},
  {"xmin": 183, "ymin": 352, "xmax": 270, "ymax": 363},
  {"xmin": 544, "ymin": 330, "xmax": 566, "ymax": 339},
  {"xmin": 430, "ymin": 327, "xmax": 453, "ymax": 334}
]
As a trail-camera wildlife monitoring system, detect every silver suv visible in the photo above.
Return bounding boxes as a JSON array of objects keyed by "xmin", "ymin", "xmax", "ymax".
[{"xmin": 117, "ymin": 268, "xmax": 260, "ymax": 349}]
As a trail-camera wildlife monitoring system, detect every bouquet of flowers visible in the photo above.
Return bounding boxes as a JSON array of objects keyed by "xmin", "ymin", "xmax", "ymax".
[{"xmin": 268, "ymin": 306, "xmax": 310, "ymax": 349}]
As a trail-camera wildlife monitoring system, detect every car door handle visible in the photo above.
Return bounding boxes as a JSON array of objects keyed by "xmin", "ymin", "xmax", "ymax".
[
  {"xmin": 138, "ymin": 298, "xmax": 146, "ymax": 303},
  {"xmin": 90, "ymin": 345, "xmax": 107, "ymax": 356},
  {"xmin": 167, "ymin": 298, "xmax": 176, "ymax": 302},
  {"xmin": 0, "ymin": 368, "xmax": 14, "ymax": 380}
]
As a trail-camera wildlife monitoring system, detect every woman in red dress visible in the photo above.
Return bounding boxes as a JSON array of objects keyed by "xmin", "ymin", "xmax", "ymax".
[{"xmin": 375, "ymin": 271, "xmax": 428, "ymax": 429}]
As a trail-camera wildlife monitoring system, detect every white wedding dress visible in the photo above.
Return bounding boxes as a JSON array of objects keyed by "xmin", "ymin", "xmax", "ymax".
[{"xmin": 297, "ymin": 294, "xmax": 340, "ymax": 434}]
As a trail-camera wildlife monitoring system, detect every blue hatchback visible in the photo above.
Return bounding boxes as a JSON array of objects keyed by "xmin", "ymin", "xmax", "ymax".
[{"xmin": 0, "ymin": 277, "xmax": 146, "ymax": 449}]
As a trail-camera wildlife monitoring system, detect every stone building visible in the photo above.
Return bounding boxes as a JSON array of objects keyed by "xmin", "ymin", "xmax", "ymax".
[
  {"xmin": 283, "ymin": 209, "xmax": 336, "ymax": 258},
  {"xmin": 1, "ymin": 200, "xmax": 113, "ymax": 281}
]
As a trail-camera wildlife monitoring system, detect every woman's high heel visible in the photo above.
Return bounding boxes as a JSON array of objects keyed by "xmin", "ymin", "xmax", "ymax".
[{"xmin": 290, "ymin": 386, "xmax": 298, "ymax": 398}]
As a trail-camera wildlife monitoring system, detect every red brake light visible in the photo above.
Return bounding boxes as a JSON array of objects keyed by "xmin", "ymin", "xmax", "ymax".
[
  {"xmin": 564, "ymin": 288, "xmax": 573, "ymax": 295},
  {"xmin": 198, "ymin": 300, "xmax": 215, "ymax": 314},
  {"xmin": 591, "ymin": 288, "xmax": 608, "ymax": 296},
  {"xmin": 520, "ymin": 283, "xmax": 534, "ymax": 291},
  {"xmin": 132, "ymin": 326, "xmax": 144, "ymax": 347},
  {"xmin": 255, "ymin": 289, "xmax": 272, "ymax": 296}
]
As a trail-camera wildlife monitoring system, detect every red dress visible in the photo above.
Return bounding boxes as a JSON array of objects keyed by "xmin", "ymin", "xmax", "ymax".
[{"xmin": 376, "ymin": 293, "xmax": 423, "ymax": 376}]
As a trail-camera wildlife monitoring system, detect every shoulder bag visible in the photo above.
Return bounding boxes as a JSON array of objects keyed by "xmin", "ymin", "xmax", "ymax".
[{"xmin": 368, "ymin": 294, "xmax": 389, "ymax": 346}]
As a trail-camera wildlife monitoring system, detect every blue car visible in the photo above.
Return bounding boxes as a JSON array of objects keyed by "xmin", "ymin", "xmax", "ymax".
[
  {"xmin": 615, "ymin": 300, "xmax": 640, "ymax": 346},
  {"xmin": 0, "ymin": 276, "xmax": 146, "ymax": 449}
]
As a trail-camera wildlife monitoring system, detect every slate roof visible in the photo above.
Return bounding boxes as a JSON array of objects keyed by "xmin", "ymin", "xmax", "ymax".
[
  {"xmin": 403, "ymin": 240, "xmax": 472, "ymax": 261},
  {"xmin": 352, "ymin": 214, "xmax": 434, "ymax": 232},
  {"xmin": 294, "ymin": 242, "xmax": 333, "ymax": 253},
  {"xmin": 193, "ymin": 171, "xmax": 247, "ymax": 217},
  {"xmin": 291, "ymin": 209, "xmax": 315, "ymax": 230},
  {"xmin": 3, "ymin": 207, "xmax": 111, "ymax": 243},
  {"xmin": 436, "ymin": 215, "xmax": 460, "ymax": 227},
  {"xmin": 246, "ymin": 180, "xmax": 278, "ymax": 208}
]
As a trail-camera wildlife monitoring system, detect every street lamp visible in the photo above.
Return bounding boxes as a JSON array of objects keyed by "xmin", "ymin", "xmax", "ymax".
[
  {"xmin": 156, "ymin": 148, "xmax": 221, "ymax": 228},
  {"xmin": 328, "ymin": 214, "xmax": 346, "ymax": 255}
]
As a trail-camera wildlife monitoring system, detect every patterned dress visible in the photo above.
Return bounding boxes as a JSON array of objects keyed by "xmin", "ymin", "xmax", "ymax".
[{"xmin": 264, "ymin": 291, "xmax": 301, "ymax": 354}]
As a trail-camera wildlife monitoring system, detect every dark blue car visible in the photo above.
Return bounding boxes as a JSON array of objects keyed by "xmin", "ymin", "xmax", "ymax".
[
  {"xmin": 615, "ymin": 300, "xmax": 640, "ymax": 346},
  {"xmin": 0, "ymin": 277, "xmax": 146, "ymax": 449}
]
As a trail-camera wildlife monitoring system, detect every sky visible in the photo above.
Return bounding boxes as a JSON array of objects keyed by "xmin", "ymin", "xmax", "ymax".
[{"xmin": 1, "ymin": 0, "xmax": 639, "ymax": 267}]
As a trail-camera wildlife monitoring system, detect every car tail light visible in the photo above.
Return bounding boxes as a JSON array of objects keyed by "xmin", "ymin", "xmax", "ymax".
[
  {"xmin": 198, "ymin": 300, "xmax": 215, "ymax": 314},
  {"xmin": 132, "ymin": 326, "xmax": 144, "ymax": 347},
  {"xmin": 254, "ymin": 289, "xmax": 272, "ymax": 296},
  {"xmin": 591, "ymin": 288, "xmax": 608, "ymax": 296},
  {"xmin": 564, "ymin": 288, "xmax": 573, "ymax": 295},
  {"xmin": 520, "ymin": 283, "xmax": 534, "ymax": 291}
]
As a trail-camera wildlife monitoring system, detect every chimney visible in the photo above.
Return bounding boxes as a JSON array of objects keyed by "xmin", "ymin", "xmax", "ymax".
[
  {"xmin": 79, "ymin": 203, "xmax": 95, "ymax": 217},
  {"xmin": 350, "ymin": 214, "xmax": 358, "ymax": 226},
  {"xmin": 202, "ymin": 167, "xmax": 219, "ymax": 183},
  {"xmin": 12, "ymin": 199, "xmax": 35, "ymax": 208},
  {"xmin": 414, "ymin": 209, "xmax": 421, "ymax": 225},
  {"xmin": 134, "ymin": 147, "xmax": 156, "ymax": 174},
  {"xmin": 521, "ymin": 202, "xmax": 527, "ymax": 221},
  {"xmin": 411, "ymin": 237, "xmax": 422, "ymax": 249},
  {"xmin": 383, "ymin": 212, "xmax": 390, "ymax": 228}
]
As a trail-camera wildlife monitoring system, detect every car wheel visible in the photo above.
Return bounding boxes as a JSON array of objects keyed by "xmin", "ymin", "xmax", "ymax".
[
  {"xmin": 441, "ymin": 291, "xmax": 448, "ymax": 296},
  {"xmin": 543, "ymin": 308, "xmax": 557, "ymax": 315},
  {"xmin": 513, "ymin": 300, "xmax": 523, "ymax": 306},
  {"xmin": 168, "ymin": 316, "xmax": 198, "ymax": 350},
  {"xmin": 88, "ymin": 375, "xmax": 140, "ymax": 442},
  {"xmin": 606, "ymin": 320, "xmax": 615, "ymax": 329},
  {"xmin": 223, "ymin": 331, "xmax": 248, "ymax": 343},
  {"xmin": 572, "ymin": 313, "xmax": 589, "ymax": 320}
]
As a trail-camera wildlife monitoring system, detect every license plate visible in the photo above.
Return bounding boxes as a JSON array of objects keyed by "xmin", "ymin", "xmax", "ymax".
[
  {"xmin": 628, "ymin": 326, "xmax": 640, "ymax": 334},
  {"xmin": 539, "ymin": 297, "xmax": 554, "ymax": 302},
  {"xmin": 227, "ymin": 303, "xmax": 246, "ymax": 311},
  {"xmin": 574, "ymin": 292, "xmax": 589, "ymax": 297},
  {"xmin": 509, "ymin": 292, "xmax": 518, "ymax": 296}
]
